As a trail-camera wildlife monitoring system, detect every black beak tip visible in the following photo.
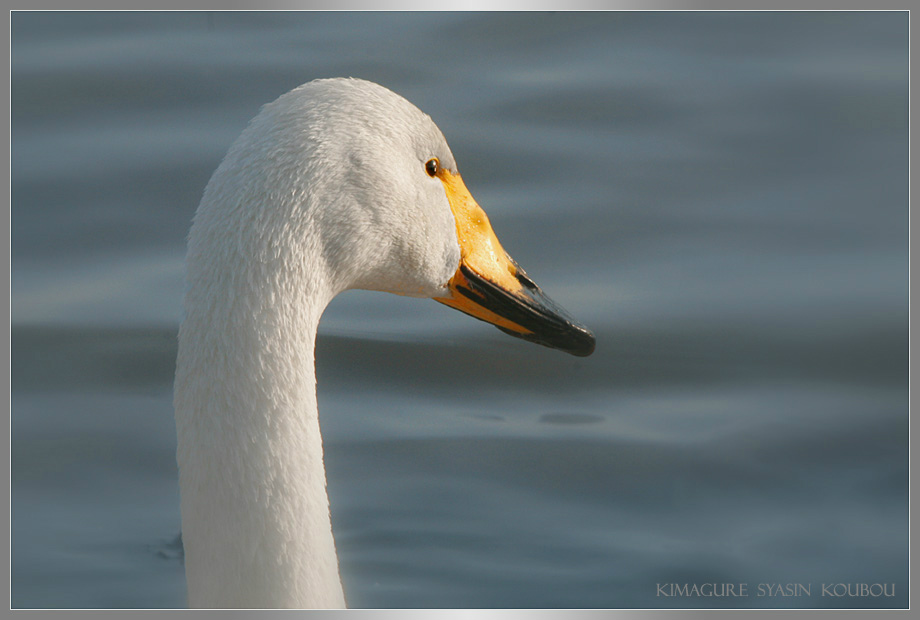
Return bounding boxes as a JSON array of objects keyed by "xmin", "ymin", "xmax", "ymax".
[
  {"xmin": 548, "ymin": 321, "xmax": 596, "ymax": 357},
  {"xmin": 567, "ymin": 324, "xmax": 596, "ymax": 357},
  {"xmin": 498, "ymin": 320, "xmax": 596, "ymax": 357},
  {"xmin": 454, "ymin": 263, "xmax": 596, "ymax": 357}
]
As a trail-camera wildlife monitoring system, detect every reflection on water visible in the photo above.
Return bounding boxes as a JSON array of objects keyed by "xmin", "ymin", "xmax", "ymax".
[{"xmin": 11, "ymin": 11, "xmax": 908, "ymax": 609}]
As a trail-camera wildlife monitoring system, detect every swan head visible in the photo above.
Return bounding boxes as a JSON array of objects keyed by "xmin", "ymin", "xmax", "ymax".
[{"xmin": 194, "ymin": 78, "xmax": 594, "ymax": 357}]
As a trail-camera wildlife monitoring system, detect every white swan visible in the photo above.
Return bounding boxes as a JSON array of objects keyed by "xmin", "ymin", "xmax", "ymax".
[{"xmin": 174, "ymin": 77, "xmax": 595, "ymax": 609}]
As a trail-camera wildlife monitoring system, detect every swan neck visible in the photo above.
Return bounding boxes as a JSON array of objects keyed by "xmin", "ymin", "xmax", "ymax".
[{"xmin": 175, "ymin": 269, "xmax": 345, "ymax": 608}]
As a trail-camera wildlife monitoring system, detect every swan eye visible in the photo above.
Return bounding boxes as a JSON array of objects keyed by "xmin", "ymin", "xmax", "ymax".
[{"xmin": 425, "ymin": 158, "xmax": 440, "ymax": 177}]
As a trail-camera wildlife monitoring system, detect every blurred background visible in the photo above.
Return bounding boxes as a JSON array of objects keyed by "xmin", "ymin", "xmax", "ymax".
[{"xmin": 10, "ymin": 11, "xmax": 908, "ymax": 609}]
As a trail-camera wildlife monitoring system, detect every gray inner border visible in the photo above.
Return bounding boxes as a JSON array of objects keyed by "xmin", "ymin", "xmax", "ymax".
[{"xmin": 4, "ymin": 4, "xmax": 913, "ymax": 619}]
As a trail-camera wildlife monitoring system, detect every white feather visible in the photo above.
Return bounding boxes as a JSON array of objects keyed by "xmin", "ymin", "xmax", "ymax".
[{"xmin": 174, "ymin": 78, "xmax": 463, "ymax": 608}]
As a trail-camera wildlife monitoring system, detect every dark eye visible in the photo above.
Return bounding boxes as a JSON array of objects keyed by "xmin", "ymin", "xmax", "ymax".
[{"xmin": 425, "ymin": 158, "xmax": 440, "ymax": 177}]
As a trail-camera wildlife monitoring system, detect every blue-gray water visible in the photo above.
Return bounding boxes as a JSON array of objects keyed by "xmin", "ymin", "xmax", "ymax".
[{"xmin": 10, "ymin": 11, "xmax": 908, "ymax": 609}]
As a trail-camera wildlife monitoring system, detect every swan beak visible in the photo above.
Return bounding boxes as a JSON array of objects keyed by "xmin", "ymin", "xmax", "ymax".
[{"xmin": 434, "ymin": 170, "xmax": 596, "ymax": 357}]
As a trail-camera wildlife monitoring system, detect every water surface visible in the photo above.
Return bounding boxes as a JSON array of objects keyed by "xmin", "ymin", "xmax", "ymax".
[{"xmin": 10, "ymin": 11, "xmax": 908, "ymax": 609}]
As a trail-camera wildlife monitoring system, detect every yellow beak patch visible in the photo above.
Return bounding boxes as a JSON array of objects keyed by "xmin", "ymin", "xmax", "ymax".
[
  {"xmin": 434, "ymin": 169, "xmax": 532, "ymax": 335},
  {"xmin": 431, "ymin": 165, "xmax": 596, "ymax": 357}
]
